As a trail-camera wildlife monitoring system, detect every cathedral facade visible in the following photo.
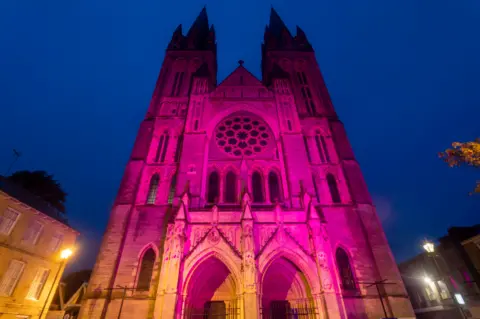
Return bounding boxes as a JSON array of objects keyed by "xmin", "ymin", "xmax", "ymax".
[{"xmin": 79, "ymin": 8, "xmax": 415, "ymax": 319}]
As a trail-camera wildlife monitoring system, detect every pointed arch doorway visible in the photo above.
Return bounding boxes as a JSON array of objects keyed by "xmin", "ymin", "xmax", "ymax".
[
  {"xmin": 183, "ymin": 256, "xmax": 239, "ymax": 319},
  {"xmin": 261, "ymin": 257, "xmax": 317, "ymax": 319}
]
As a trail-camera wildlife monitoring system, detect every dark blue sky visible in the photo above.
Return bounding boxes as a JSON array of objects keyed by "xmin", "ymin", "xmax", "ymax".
[{"xmin": 1, "ymin": 0, "xmax": 479, "ymax": 272}]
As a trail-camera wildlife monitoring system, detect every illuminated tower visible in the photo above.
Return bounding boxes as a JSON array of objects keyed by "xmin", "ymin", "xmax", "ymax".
[{"xmin": 80, "ymin": 8, "xmax": 414, "ymax": 319}]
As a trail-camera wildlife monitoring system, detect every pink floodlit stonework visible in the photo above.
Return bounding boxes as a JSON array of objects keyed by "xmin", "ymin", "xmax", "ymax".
[{"xmin": 79, "ymin": 7, "xmax": 415, "ymax": 319}]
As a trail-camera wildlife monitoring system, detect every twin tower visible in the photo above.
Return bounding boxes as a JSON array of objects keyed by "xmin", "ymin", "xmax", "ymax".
[{"xmin": 79, "ymin": 8, "xmax": 415, "ymax": 319}]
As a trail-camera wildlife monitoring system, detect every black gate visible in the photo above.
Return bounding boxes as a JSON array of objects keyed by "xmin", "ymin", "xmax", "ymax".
[
  {"xmin": 261, "ymin": 299, "xmax": 317, "ymax": 319},
  {"xmin": 184, "ymin": 300, "xmax": 240, "ymax": 319}
]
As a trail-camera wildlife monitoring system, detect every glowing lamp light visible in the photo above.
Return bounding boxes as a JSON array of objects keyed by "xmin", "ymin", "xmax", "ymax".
[
  {"xmin": 60, "ymin": 248, "xmax": 73, "ymax": 260},
  {"xmin": 454, "ymin": 293, "xmax": 465, "ymax": 305},
  {"xmin": 423, "ymin": 276, "xmax": 433, "ymax": 284},
  {"xmin": 423, "ymin": 241, "xmax": 435, "ymax": 253}
]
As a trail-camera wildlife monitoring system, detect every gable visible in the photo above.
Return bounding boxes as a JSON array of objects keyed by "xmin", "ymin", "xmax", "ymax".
[{"xmin": 218, "ymin": 66, "xmax": 264, "ymax": 87}]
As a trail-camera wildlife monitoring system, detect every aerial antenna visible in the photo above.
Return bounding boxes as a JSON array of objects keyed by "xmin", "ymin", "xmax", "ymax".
[{"xmin": 5, "ymin": 149, "xmax": 21, "ymax": 176}]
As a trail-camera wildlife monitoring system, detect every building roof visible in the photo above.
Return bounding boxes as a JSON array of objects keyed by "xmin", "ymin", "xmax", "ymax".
[{"xmin": 0, "ymin": 175, "xmax": 70, "ymax": 226}]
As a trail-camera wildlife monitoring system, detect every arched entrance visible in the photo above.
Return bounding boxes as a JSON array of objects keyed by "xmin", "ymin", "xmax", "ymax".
[
  {"xmin": 184, "ymin": 256, "xmax": 239, "ymax": 319},
  {"xmin": 261, "ymin": 257, "xmax": 316, "ymax": 319}
]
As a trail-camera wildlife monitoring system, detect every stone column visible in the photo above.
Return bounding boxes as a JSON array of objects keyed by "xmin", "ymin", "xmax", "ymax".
[
  {"xmin": 241, "ymin": 198, "xmax": 260, "ymax": 319},
  {"xmin": 306, "ymin": 196, "xmax": 345, "ymax": 319}
]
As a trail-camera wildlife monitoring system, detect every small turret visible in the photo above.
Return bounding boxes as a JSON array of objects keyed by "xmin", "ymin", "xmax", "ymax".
[
  {"xmin": 167, "ymin": 7, "xmax": 216, "ymax": 52},
  {"xmin": 262, "ymin": 8, "xmax": 311, "ymax": 52}
]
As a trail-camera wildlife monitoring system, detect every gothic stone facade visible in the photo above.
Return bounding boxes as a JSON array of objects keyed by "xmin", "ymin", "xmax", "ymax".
[{"xmin": 79, "ymin": 8, "xmax": 415, "ymax": 319}]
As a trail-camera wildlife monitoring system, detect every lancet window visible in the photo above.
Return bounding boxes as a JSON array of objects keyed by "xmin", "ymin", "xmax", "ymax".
[
  {"xmin": 225, "ymin": 171, "xmax": 237, "ymax": 203},
  {"xmin": 137, "ymin": 248, "xmax": 155, "ymax": 291},
  {"xmin": 312, "ymin": 175, "xmax": 320, "ymax": 203},
  {"xmin": 327, "ymin": 173, "xmax": 341, "ymax": 203},
  {"xmin": 155, "ymin": 131, "xmax": 170, "ymax": 163},
  {"xmin": 207, "ymin": 171, "xmax": 220, "ymax": 203},
  {"xmin": 297, "ymin": 71, "xmax": 316, "ymax": 116},
  {"xmin": 146, "ymin": 174, "xmax": 159, "ymax": 204},
  {"xmin": 252, "ymin": 171, "xmax": 264, "ymax": 203},
  {"xmin": 303, "ymin": 135, "xmax": 311, "ymax": 162},
  {"xmin": 336, "ymin": 248, "xmax": 356, "ymax": 291},
  {"xmin": 314, "ymin": 131, "xmax": 330, "ymax": 163},
  {"xmin": 168, "ymin": 173, "xmax": 177, "ymax": 204},
  {"xmin": 171, "ymin": 71, "xmax": 185, "ymax": 96},
  {"xmin": 268, "ymin": 171, "xmax": 281, "ymax": 203}
]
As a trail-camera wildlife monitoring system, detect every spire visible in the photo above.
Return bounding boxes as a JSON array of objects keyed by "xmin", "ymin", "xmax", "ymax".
[
  {"xmin": 187, "ymin": 6, "xmax": 210, "ymax": 37},
  {"xmin": 184, "ymin": 7, "xmax": 216, "ymax": 51},
  {"xmin": 167, "ymin": 24, "xmax": 185, "ymax": 50},
  {"xmin": 269, "ymin": 7, "xmax": 290, "ymax": 37}
]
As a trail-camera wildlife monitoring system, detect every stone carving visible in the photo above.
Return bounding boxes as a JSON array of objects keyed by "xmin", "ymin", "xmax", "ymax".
[
  {"xmin": 207, "ymin": 228, "xmax": 221, "ymax": 245},
  {"xmin": 322, "ymin": 276, "xmax": 333, "ymax": 291},
  {"xmin": 242, "ymin": 225, "xmax": 253, "ymax": 251},
  {"xmin": 317, "ymin": 251, "xmax": 328, "ymax": 270}
]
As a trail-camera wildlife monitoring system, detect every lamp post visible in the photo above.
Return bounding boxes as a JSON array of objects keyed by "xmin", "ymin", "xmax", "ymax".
[{"xmin": 39, "ymin": 248, "xmax": 74, "ymax": 319}]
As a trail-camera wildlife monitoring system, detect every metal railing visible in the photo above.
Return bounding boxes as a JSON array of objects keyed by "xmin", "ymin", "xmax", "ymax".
[
  {"xmin": 261, "ymin": 299, "xmax": 317, "ymax": 319},
  {"xmin": 184, "ymin": 300, "xmax": 240, "ymax": 319}
]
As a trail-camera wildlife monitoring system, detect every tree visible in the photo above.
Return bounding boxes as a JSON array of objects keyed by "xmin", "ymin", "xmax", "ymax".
[
  {"xmin": 7, "ymin": 170, "xmax": 67, "ymax": 213},
  {"xmin": 439, "ymin": 138, "xmax": 480, "ymax": 194}
]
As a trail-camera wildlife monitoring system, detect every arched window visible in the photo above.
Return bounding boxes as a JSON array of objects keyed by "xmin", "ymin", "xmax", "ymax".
[
  {"xmin": 137, "ymin": 248, "xmax": 156, "ymax": 291},
  {"xmin": 314, "ymin": 132, "xmax": 330, "ymax": 163},
  {"xmin": 146, "ymin": 174, "xmax": 159, "ymax": 204},
  {"xmin": 268, "ymin": 172, "xmax": 281, "ymax": 203},
  {"xmin": 225, "ymin": 171, "xmax": 237, "ymax": 203},
  {"xmin": 303, "ymin": 136, "xmax": 311, "ymax": 162},
  {"xmin": 327, "ymin": 174, "xmax": 341, "ymax": 203},
  {"xmin": 336, "ymin": 248, "xmax": 356, "ymax": 290},
  {"xmin": 155, "ymin": 131, "xmax": 170, "ymax": 163},
  {"xmin": 168, "ymin": 173, "xmax": 177, "ymax": 204},
  {"xmin": 207, "ymin": 172, "xmax": 219, "ymax": 203},
  {"xmin": 252, "ymin": 171, "xmax": 264, "ymax": 203},
  {"xmin": 155, "ymin": 135, "xmax": 164, "ymax": 162}
]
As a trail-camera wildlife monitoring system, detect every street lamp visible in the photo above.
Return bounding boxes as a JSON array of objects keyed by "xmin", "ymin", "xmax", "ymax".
[
  {"xmin": 424, "ymin": 276, "xmax": 433, "ymax": 284},
  {"xmin": 60, "ymin": 248, "xmax": 73, "ymax": 260},
  {"xmin": 39, "ymin": 248, "xmax": 74, "ymax": 319},
  {"xmin": 423, "ymin": 241, "xmax": 435, "ymax": 253}
]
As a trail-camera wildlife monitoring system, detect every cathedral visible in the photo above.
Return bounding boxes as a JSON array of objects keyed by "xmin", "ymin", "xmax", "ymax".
[{"xmin": 79, "ymin": 8, "xmax": 415, "ymax": 319}]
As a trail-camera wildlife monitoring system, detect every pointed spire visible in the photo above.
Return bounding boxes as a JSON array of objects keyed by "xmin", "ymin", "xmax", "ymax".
[
  {"xmin": 167, "ymin": 24, "xmax": 185, "ymax": 50},
  {"xmin": 241, "ymin": 202, "xmax": 253, "ymax": 220},
  {"xmin": 175, "ymin": 202, "xmax": 186, "ymax": 220},
  {"xmin": 269, "ymin": 7, "xmax": 289, "ymax": 37},
  {"xmin": 187, "ymin": 6, "xmax": 210, "ymax": 36},
  {"xmin": 294, "ymin": 25, "xmax": 313, "ymax": 51}
]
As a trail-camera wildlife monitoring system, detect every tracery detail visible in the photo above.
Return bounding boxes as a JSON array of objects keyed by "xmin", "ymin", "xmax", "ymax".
[{"xmin": 215, "ymin": 115, "xmax": 271, "ymax": 157}]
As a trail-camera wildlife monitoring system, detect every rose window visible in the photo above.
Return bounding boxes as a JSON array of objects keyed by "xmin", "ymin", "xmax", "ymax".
[{"xmin": 215, "ymin": 115, "xmax": 271, "ymax": 157}]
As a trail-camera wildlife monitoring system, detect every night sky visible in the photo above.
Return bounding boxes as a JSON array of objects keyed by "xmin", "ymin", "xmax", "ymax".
[{"xmin": 0, "ymin": 0, "xmax": 479, "ymax": 273}]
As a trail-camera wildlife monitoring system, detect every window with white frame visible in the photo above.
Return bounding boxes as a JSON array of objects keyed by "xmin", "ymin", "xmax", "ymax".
[
  {"xmin": 22, "ymin": 221, "xmax": 44, "ymax": 246},
  {"xmin": 26, "ymin": 268, "xmax": 50, "ymax": 300},
  {"xmin": 0, "ymin": 208, "xmax": 20, "ymax": 235},
  {"xmin": 0, "ymin": 259, "xmax": 26, "ymax": 296},
  {"xmin": 48, "ymin": 233, "xmax": 63, "ymax": 253}
]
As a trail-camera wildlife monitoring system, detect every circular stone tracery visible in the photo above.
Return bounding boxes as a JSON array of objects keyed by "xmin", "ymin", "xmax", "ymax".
[{"xmin": 215, "ymin": 115, "xmax": 270, "ymax": 157}]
